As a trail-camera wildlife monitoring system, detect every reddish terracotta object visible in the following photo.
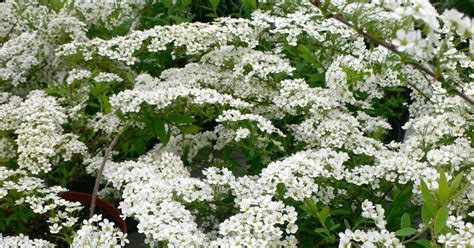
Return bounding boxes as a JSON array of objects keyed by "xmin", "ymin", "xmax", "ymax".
[
  {"xmin": 61, "ymin": 191, "xmax": 127, "ymax": 233},
  {"xmin": 0, "ymin": 201, "xmax": 12, "ymax": 217}
]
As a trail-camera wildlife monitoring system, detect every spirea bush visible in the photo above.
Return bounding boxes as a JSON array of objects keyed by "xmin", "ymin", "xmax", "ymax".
[{"xmin": 0, "ymin": 0, "xmax": 473, "ymax": 247}]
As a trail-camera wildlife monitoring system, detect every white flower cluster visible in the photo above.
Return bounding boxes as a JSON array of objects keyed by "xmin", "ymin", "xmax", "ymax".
[
  {"xmin": 71, "ymin": 214, "xmax": 128, "ymax": 248},
  {"xmin": 1, "ymin": 0, "xmax": 473, "ymax": 246},
  {"xmin": 339, "ymin": 200, "xmax": 401, "ymax": 247},
  {"xmin": 438, "ymin": 216, "xmax": 474, "ymax": 247},
  {"xmin": 0, "ymin": 32, "xmax": 44, "ymax": 86},
  {"xmin": 68, "ymin": 0, "xmax": 145, "ymax": 30},
  {"xmin": 1, "ymin": 167, "xmax": 83, "ymax": 234},
  {"xmin": 0, "ymin": 90, "xmax": 88, "ymax": 174},
  {"xmin": 58, "ymin": 18, "xmax": 257, "ymax": 65},
  {"xmin": 216, "ymin": 110, "xmax": 285, "ymax": 136},
  {"xmin": 110, "ymin": 85, "xmax": 251, "ymax": 114},
  {"xmin": 338, "ymin": 229, "xmax": 402, "ymax": 248},
  {"xmin": 212, "ymin": 197, "xmax": 298, "ymax": 247},
  {"xmin": 0, "ymin": 234, "xmax": 54, "ymax": 248},
  {"xmin": 0, "ymin": 137, "xmax": 15, "ymax": 161},
  {"xmin": 86, "ymin": 152, "xmax": 208, "ymax": 246},
  {"xmin": 66, "ymin": 69, "xmax": 92, "ymax": 85},
  {"xmin": 0, "ymin": 0, "xmax": 140, "ymax": 88},
  {"xmin": 361, "ymin": 200, "xmax": 386, "ymax": 229},
  {"xmin": 94, "ymin": 72, "xmax": 123, "ymax": 83}
]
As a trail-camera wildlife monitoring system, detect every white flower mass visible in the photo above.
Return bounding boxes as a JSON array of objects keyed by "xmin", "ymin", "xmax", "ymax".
[{"xmin": 0, "ymin": 0, "xmax": 473, "ymax": 247}]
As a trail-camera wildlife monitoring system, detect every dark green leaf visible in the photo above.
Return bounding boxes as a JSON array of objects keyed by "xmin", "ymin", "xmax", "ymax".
[
  {"xmin": 329, "ymin": 223, "xmax": 340, "ymax": 231},
  {"xmin": 401, "ymin": 213, "xmax": 411, "ymax": 228},
  {"xmin": 150, "ymin": 119, "xmax": 169, "ymax": 146},
  {"xmin": 344, "ymin": 219, "xmax": 351, "ymax": 229},
  {"xmin": 314, "ymin": 228, "xmax": 326, "ymax": 234},
  {"xmin": 177, "ymin": 125, "xmax": 202, "ymax": 134}
]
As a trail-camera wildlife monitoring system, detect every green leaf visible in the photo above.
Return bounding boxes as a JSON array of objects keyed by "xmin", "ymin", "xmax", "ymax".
[
  {"xmin": 111, "ymin": 20, "xmax": 133, "ymax": 37},
  {"xmin": 318, "ymin": 206, "xmax": 330, "ymax": 223},
  {"xmin": 331, "ymin": 209, "xmax": 352, "ymax": 215},
  {"xmin": 242, "ymin": 0, "xmax": 257, "ymax": 9},
  {"xmin": 167, "ymin": 114, "xmax": 196, "ymax": 124},
  {"xmin": 449, "ymin": 173, "xmax": 463, "ymax": 196},
  {"xmin": 329, "ymin": 223, "xmax": 340, "ymax": 231},
  {"xmin": 209, "ymin": 0, "xmax": 220, "ymax": 10},
  {"xmin": 177, "ymin": 125, "xmax": 202, "ymax": 134},
  {"xmin": 100, "ymin": 95, "xmax": 112, "ymax": 114},
  {"xmin": 344, "ymin": 219, "xmax": 351, "ymax": 229},
  {"xmin": 434, "ymin": 207, "xmax": 449, "ymax": 234},
  {"xmin": 422, "ymin": 204, "xmax": 433, "ymax": 225},
  {"xmin": 438, "ymin": 171, "xmax": 449, "ymax": 206},
  {"xmin": 414, "ymin": 240, "xmax": 432, "ymax": 248},
  {"xmin": 401, "ymin": 213, "xmax": 411, "ymax": 228},
  {"xmin": 314, "ymin": 228, "xmax": 326, "ymax": 234},
  {"xmin": 395, "ymin": 227, "xmax": 417, "ymax": 237},
  {"xmin": 150, "ymin": 119, "xmax": 169, "ymax": 146},
  {"xmin": 162, "ymin": 0, "xmax": 172, "ymax": 8},
  {"xmin": 420, "ymin": 181, "xmax": 437, "ymax": 215}
]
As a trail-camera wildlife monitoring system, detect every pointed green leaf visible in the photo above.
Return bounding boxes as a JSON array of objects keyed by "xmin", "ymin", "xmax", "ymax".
[
  {"xmin": 422, "ymin": 204, "xmax": 433, "ymax": 225},
  {"xmin": 449, "ymin": 173, "xmax": 463, "ymax": 196},
  {"xmin": 401, "ymin": 213, "xmax": 411, "ymax": 228},
  {"xmin": 420, "ymin": 181, "xmax": 437, "ymax": 215},
  {"xmin": 329, "ymin": 223, "xmax": 340, "ymax": 231},
  {"xmin": 318, "ymin": 206, "xmax": 330, "ymax": 223},
  {"xmin": 150, "ymin": 119, "xmax": 169, "ymax": 146},
  {"xmin": 177, "ymin": 125, "xmax": 202, "ymax": 134},
  {"xmin": 434, "ymin": 207, "xmax": 449, "ymax": 234},
  {"xmin": 438, "ymin": 171, "xmax": 449, "ymax": 206},
  {"xmin": 344, "ymin": 219, "xmax": 351, "ymax": 229},
  {"xmin": 395, "ymin": 227, "xmax": 417, "ymax": 237},
  {"xmin": 314, "ymin": 228, "xmax": 326, "ymax": 234}
]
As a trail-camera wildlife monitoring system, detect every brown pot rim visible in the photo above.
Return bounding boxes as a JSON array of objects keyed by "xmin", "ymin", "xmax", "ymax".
[{"xmin": 60, "ymin": 191, "xmax": 128, "ymax": 233}]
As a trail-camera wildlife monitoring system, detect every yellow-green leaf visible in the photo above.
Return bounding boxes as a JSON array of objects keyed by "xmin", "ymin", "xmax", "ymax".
[
  {"xmin": 438, "ymin": 171, "xmax": 449, "ymax": 206},
  {"xmin": 421, "ymin": 181, "xmax": 437, "ymax": 215},
  {"xmin": 434, "ymin": 207, "xmax": 449, "ymax": 234},
  {"xmin": 422, "ymin": 204, "xmax": 433, "ymax": 225},
  {"xmin": 449, "ymin": 173, "xmax": 463, "ymax": 196}
]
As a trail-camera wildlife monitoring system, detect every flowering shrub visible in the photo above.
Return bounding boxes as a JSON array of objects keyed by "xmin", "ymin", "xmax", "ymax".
[{"xmin": 1, "ymin": 0, "xmax": 473, "ymax": 247}]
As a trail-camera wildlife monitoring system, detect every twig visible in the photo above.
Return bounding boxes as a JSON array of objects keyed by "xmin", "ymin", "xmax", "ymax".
[
  {"xmin": 1, "ymin": 23, "xmax": 16, "ymax": 46},
  {"xmin": 310, "ymin": 1, "xmax": 474, "ymax": 105},
  {"xmin": 89, "ymin": 130, "xmax": 123, "ymax": 218}
]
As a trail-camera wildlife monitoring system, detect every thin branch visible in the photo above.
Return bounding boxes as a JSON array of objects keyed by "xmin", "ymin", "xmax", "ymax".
[
  {"xmin": 89, "ymin": 130, "xmax": 123, "ymax": 218},
  {"xmin": 1, "ymin": 23, "xmax": 16, "ymax": 46},
  {"xmin": 310, "ymin": 1, "xmax": 474, "ymax": 105}
]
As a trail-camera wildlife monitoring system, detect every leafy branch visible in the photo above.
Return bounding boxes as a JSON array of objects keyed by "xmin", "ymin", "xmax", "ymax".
[{"xmin": 310, "ymin": 0, "xmax": 474, "ymax": 105}]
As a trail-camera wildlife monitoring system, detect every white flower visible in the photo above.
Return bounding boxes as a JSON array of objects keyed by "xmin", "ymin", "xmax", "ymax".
[
  {"xmin": 442, "ymin": 9, "xmax": 472, "ymax": 36},
  {"xmin": 234, "ymin": 128, "xmax": 251, "ymax": 141},
  {"xmin": 392, "ymin": 29, "xmax": 423, "ymax": 52},
  {"xmin": 49, "ymin": 223, "xmax": 62, "ymax": 234}
]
